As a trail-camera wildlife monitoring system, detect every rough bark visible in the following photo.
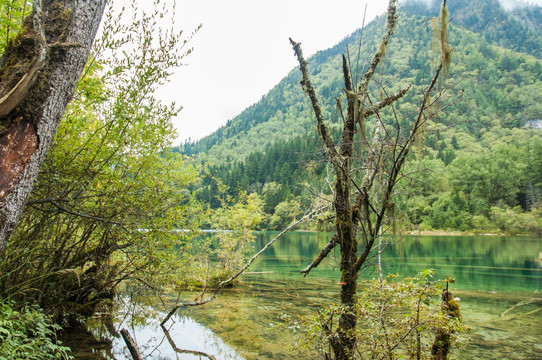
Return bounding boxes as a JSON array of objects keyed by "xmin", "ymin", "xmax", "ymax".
[
  {"xmin": 431, "ymin": 283, "xmax": 461, "ymax": 360},
  {"xmin": 0, "ymin": 0, "xmax": 107, "ymax": 254}
]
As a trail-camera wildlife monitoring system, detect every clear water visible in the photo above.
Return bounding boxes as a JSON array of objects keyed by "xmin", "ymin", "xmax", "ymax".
[{"xmin": 64, "ymin": 233, "xmax": 542, "ymax": 359}]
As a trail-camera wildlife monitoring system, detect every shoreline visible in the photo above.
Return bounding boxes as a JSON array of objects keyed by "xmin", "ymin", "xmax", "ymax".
[
  {"xmin": 404, "ymin": 230, "xmax": 502, "ymax": 236},
  {"xmin": 292, "ymin": 229, "xmax": 539, "ymax": 237}
]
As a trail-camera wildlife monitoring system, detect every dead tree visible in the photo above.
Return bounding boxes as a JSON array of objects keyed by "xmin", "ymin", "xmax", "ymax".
[
  {"xmin": 0, "ymin": 0, "xmax": 107, "ymax": 254},
  {"xmin": 290, "ymin": 0, "xmax": 451, "ymax": 358}
]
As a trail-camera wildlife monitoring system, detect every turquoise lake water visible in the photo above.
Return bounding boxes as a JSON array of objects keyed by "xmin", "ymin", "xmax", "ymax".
[{"xmin": 65, "ymin": 233, "xmax": 542, "ymax": 359}]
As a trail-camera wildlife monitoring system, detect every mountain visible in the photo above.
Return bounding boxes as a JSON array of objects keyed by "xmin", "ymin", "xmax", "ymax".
[
  {"xmin": 177, "ymin": 0, "xmax": 542, "ymax": 233},
  {"xmin": 178, "ymin": 0, "xmax": 542, "ymax": 162},
  {"xmin": 402, "ymin": 0, "xmax": 542, "ymax": 58}
]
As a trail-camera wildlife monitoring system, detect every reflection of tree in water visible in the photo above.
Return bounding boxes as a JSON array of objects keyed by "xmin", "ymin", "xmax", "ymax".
[
  {"xmin": 255, "ymin": 233, "xmax": 542, "ymax": 292},
  {"xmin": 161, "ymin": 324, "xmax": 216, "ymax": 360},
  {"xmin": 59, "ymin": 321, "xmax": 114, "ymax": 359}
]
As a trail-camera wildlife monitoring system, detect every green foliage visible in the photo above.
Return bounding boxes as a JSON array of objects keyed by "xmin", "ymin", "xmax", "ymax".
[
  {"xmin": 0, "ymin": 1, "xmax": 201, "ymax": 317},
  {"xmin": 280, "ymin": 271, "xmax": 467, "ymax": 359},
  {"xmin": 0, "ymin": 0, "xmax": 31, "ymax": 54},
  {"xmin": 268, "ymin": 199, "xmax": 302, "ymax": 230},
  {"xmin": 209, "ymin": 192, "xmax": 264, "ymax": 281},
  {"xmin": 0, "ymin": 299, "xmax": 72, "ymax": 360},
  {"xmin": 176, "ymin": 189, "xmax": 264, "ymax": 288},
  {"xmin": 195, "ymin": 125, "xmax": 542, "ymax": 234},
  {"xmin": 262, "ymin": 182, "xmax": 284, "ymax": 213},
  {"xmin": 180, "ymin": 0, "xmax": 542, "ymax": 163},
  {"xmin": 402, "ymin": 0, "xmax": 542, "ymax": 58},
  {"xmin": 491, "ymin": 205, "xmax": 542, "ymax": 235}
]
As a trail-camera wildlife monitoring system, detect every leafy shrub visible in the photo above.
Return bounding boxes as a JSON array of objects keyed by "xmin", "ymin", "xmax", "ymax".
[
  {"xmin": 280, "ymin": 271, "xmax": 468, "ymax": 359},
  {"xmin": 0, "ymin": 300, "xmax": 72, "ymax": 359}
]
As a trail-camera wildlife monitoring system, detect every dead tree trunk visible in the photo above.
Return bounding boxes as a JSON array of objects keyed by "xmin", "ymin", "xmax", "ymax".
[
  {"xmin": 291, "ymin": 0, "xmax": 450, "ymax": 358},
  {"xmin": 0, "ymin": 0, "xmax": 107, "ymax": 254}
]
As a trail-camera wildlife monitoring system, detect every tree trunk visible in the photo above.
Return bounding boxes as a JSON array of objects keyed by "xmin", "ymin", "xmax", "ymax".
[
  {"xmin": 291, "ymin": 0, "xmax": 449, "ymax": 357},
  {"xmin": 0, "ymin": 0, "xmax": 107, "ymax": 254},
  {"xmin": 332, "ymin": 171, "xmax": 359, "ymax": 359}
]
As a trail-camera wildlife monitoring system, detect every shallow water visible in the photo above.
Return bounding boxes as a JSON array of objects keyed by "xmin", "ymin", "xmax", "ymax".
[{"xmin": 64, "ymin": 233, "xmax": 542, "ymax": 359}]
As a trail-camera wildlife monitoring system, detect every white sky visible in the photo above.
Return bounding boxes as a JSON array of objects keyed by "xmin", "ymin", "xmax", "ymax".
[{"xmin": 156, "ymin": 1, "xmax": 390, "ymax": 145}]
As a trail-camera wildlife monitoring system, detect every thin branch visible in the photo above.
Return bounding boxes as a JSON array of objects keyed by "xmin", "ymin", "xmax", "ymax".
[
  {"xmin": 354, "ymin": 4, "xmax": 369, "ymax": 84},
  {"xmin": 390, "ymin": 65, "xmax": 443, "ymax": 189},
  {"xmin": 161, "ymin": 209, "xmax": 318, "ymax": 325},
  {"xmin": 354, "ymin": 65, "xmax": 443, "ymax": 275},
  {"xmin": 47, "ymin": 200, "xmax": 123, "ymax": 226},
  {"xmin": 300, "ymin": 234, "xmax": 338, "ymax": 276}
]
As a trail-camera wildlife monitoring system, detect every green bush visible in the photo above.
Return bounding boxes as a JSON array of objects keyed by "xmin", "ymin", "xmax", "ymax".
[
  {"xmin": 280, "ymin": 271, "xmax": 468, "ymax": 359},
  {"xmin": 0, "ymin": 300, "xmax": 72, "ymax": 360}
]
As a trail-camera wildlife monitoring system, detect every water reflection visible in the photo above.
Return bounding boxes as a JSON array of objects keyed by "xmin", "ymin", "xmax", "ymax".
[
  {"xmin": 63, "ymin": 310, "xmax": 244, "ymax": 359},
  {"xmin": 251, "ymin": 233, "xmax": 542, "ymax": 292},
  {"xmin": 65, "ymin": 234, "xmax": 542, "ymax": 359}
]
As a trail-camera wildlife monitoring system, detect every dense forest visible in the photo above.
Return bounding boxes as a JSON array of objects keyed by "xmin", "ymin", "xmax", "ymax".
[{"xmin": 177, "ymin": 0, "xmax": 542, "ymax": 235}]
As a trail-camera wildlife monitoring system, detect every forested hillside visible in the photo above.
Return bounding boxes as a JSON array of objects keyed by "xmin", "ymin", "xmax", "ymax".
[
  {"xmin": 403, "ymin": 0, "xmax": 542, "ymax": 57},
  {"xmin": 177, "ymin": 0, "xmax": 542, "ymax": 234}
]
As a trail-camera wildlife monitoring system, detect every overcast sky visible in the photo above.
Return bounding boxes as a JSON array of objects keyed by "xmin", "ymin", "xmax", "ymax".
[
  {"xmin": 151, "ymin": 1, "xmax": 390, "ymax": 145},
  {"xmin": 118, "ymin": 0, "xmax": 542, "ymax": 145}
]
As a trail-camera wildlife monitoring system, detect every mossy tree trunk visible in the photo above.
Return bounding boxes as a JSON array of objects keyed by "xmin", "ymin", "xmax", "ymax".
[
  {"xmin": 291, "ymin": 0, "xmax": 450, "ymax": 358},
  {"xmin": 0, "ymin": 0, "xmax": 106, "ymax": 254}
]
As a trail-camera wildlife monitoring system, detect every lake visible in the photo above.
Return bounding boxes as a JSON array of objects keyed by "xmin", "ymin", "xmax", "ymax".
[{"xmin": 64, "ymin": 233, "xmax": 542, "ymax": 359}]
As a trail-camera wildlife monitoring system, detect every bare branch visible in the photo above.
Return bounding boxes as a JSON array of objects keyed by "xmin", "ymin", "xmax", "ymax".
[
  {"xmin": 161, "ymin": 209, "xmax": 318, "ymax": 325},
  {"xmin": 359, "ymin": 85, "xmax": 410, "ymax": 120},
  {"xmin": 46, "ymin": 200, "xmax": 123, "ymax": 226},
  {"xmin": 340, "ymin": 55, "xmax": 357, "ymax": 158},
  {"xmin": 357, "ymin": 0, "xmax": 398, "ymax": 95},
  {"xmin": 354, "ymin": 65, "xmax": 443, "ymax": 275},
  {"xmin": 290, "ymin": 38, "xmax": 339, "ymax": 165},
  {"xmin": 300, "ymin": 234, "xmax": 338, "ymax": 276}
]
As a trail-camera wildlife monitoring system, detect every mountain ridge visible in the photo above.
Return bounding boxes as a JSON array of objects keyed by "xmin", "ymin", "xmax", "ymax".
[{"xmin": 177, "ymin": 0, "xmax": 542, "ymax": 164}]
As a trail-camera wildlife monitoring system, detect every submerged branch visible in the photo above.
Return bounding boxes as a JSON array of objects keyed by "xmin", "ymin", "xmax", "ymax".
[
  {"xmin": 300, "ymin": 234, "xmax": 338, "ymax": 276},
  {"xmin": 500, "ymin": 297, "xmax": 542, "ymax": 320},
  {"xmin": 161, "ymin": 210, "xmax": 318, "ymax": 325}
]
